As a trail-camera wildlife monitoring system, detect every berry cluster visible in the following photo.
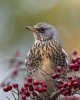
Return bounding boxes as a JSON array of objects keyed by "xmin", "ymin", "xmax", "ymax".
[
  {"xmin": 3, "ymin": 82, "xmax": 18, "ymax": 92},
  {"xmin": 51, "ymin": 66, "xmax": 61, "ymax": 79},
  {"xmin": 21, "ymin": 77, "xmax": 47, "ymax": 100},
  {"xmin": 68, "ymin": 56, "xmax": 80, "ymax": 72},
  {"xmin": 3, "ymin": 78, "xmax": 47, "ymax": 100},
  {"xmin": 3, "ymin": 49, "xmax": 80, "ymax": 100},
  {"xmin": 57, "ymin": 75, "xmax": 80, "ymax": 96},
  {"xmin": 51, "ymin": 53, "xmax": 80, "ymax": 96}
]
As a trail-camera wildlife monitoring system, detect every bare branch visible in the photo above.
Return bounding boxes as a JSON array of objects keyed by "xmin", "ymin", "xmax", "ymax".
[
  {"xmin": 35, "ymin": 91, "xmax": 43, "ymax": 100},
  {"xmin": 0, "ymin": 57, "xmax": 25, "ymax": 88},
  {"xmin": 6, "ymin": 96, "xmax": 10, "ymax": 100},
  {"xmin": 50, "ymin": 90, "xmax": 61, "ymax": 100},
  {"xmin": 12, "ymin": 93, "xmax": 16, "ymax": 100}
]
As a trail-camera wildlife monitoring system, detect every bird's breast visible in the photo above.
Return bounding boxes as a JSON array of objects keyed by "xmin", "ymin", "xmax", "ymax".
[
  {"xmin": 34, "ymin": 41, "xmax": 56, "ymax": 74},
  {"xmin": 41, "ymin": 56, "xmax": 53, "ymax": 74}
]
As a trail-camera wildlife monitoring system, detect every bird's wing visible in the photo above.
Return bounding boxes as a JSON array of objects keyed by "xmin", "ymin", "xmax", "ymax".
[
  {"xmin": 25, "ymin": 45, "xmax": 42, "ymax": 77},
  {"xmin": 62, "ymin": 48, "xmax": 69, "ymax": 66}
]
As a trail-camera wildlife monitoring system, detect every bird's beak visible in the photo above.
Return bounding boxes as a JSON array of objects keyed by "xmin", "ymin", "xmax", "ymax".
[{"xmin": 26, "ymin": 26, "xmax": 36, "ymax": 32}]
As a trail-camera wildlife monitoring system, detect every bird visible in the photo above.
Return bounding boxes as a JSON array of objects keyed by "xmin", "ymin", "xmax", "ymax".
[{"xmin": 25, "ymin": 22, "xmax": 69, "ymax": 96}]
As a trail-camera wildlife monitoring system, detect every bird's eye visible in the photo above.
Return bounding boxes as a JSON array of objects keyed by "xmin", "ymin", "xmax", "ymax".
[{"xmin": 38, "ymin": 28, "xmax": 45, "ymax": 33}]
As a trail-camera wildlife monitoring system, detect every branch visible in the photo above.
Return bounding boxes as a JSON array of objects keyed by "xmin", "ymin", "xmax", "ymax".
[
  {"xmin": 6, "ymin": 96, "xmax": 10, "ymax": 100},
  {"xmin": 0, "ymin": 57, "xmax": 25, "ymax": 88},
  {"xmin": 0, "ymin": 66, "xmax": 25, "ymax": 87},
  {"xmin": 12, "ymin": 93, "xmax": 16, "ymax": 100},
  {"xmin": 50, "ymin": 90, "xmax": 61, "ymax": 100},
  {"xmin": 35, "ymin": 91, "xmax": 43, "ymax": 100},
  {"xmin": 0, "ymin": 57, "xmax": 25, "ymax": 64}
]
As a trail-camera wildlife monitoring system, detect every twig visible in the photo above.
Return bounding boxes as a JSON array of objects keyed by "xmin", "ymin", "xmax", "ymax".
[
  {"xmin": 12, "ymin": 90, "xmax": 18, "ymax": 95},
  {"xmin": 0, "ymin": 57, "xmax": 25, "ymax": 64},
  {"xmin": 40, "ymin": 68, "xmax": 51, "ymax": 75},
  {"xmin": 40, "ymin": 72, "xmax": 48, "ymax": 81},
  {"xmin": 0, "ymin": 66, "xmax": 25, "ymax": 88},
  {"xmin": 0, "ymin": 56, "xmax": 25, "ymax": 88},
  {"xmin": 17, "ymin": 88, "xmax": 19, "ymax": 100},
  {"xmin": 35, "ymin": 91, "xmax": 43, "ymax": 100},
  {"xmin": 50, "ymin": 90, "xmax": 61, "ymax": 100},
  {"xmin": 71, "ymin": 89, "xmax": 79, "ymax": 95},
  {"xmin": 12, "ymin": 93, "xmax": 16, "ymax": 100},
  {"xmin": 6, "ymin": 96, "xmax": 10, "ymax": 100}
]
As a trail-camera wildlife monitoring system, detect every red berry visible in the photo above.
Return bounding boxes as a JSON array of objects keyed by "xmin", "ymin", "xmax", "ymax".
[
  {"xmin": 73, "ymin": 64, "xmax": 79, "ymax": 69},
  {"xmin": 21, "ymin": 95, "xmax": 26, "ymax": 100},
  {"xmin": 56, "ymin": 73, "xmax": 60, "ymax": 78},
  {"xmin": 72, "ymin": 50, "xmax": 78, "ymax": 55},
  {"xmin": 29, "ymin": 87, "xmax": 34, "ymax": 91},
  {"xmin": 42, "ymin": 87, "xmax": 47, "ymax": 92},
  {"xmin": 27, "ymin": 77, "xmax": 32, "ymax": 83},
  {"xmin": 74, "ymin": 68, "xmax": 79, "ymax": 71},
  {"xmin": 67, "ymin": 68, "xmax": 72, "ymax": 72},
  {"xmin": 24, "ymin": 82, "xmax": 28, "ymax": 87},
  {"xmin": 21, "ymin": 86, "xmax": 27, "ymax": 92},
  {"xmin": 73, "ymin": 82, "xmax": 79, "ymax": 89},
  {"xmin": 33, "ymin": 80, "xmax": 39, "ymax": 85},
  {"xmin": 13, "ymin": 82, "xmax": 18, "ymax": 88},
  {"xmin": 63, "ymin": 91, "xmax": 68, "ymax": 96},
  {"xmin": 67, "ymin": 89, "xmax": 72, "ymax": 94},
  {"xmin": 32, "ymin": 91, "xmax": 37, "ymax": 96},
  {"xmin": 73, "ymin": 64, "xmax": 77, "ymax": 68},
  {"xmin": 42, "ymin": 83, "xmax": 47, "ymax": 88},
  {"xmin": 35, "ymin": 86, "xmax": 42, "ymax": 93},
  {"xmin": 63, "ymin": 82, "xmax": 68, "ymax": 88},
  {"xmin": 38, "ymin": 88, "xmax": 43, "ymax": 93},
  {"xmin": 39, "ymin": 80, "xmax": 45, "ymax": 85},
  {"xmin": 28, "ymin": 83, "xmax": 33, "ymax": 87},
  {"xmin": 7, "ymin": 85, "xmax": 12, "ymax": 91},
  {"xmin": 71, "ymin": 78, "xmax": 76, "ymax": 84},
  {"xmin": 60, "ymin": 88, "xmax": 65, "ymax": 93},
  {"xmin": 35, "ymin": 86, "xmax": 39, "ymax": 91},
  {"xmin": 69, "ymin": 64, "xmax": 74, "ymax": 69},
  {"xmin": 3, "ymin": 86, "xmax": 8, "ymax": 92},
  {"xmin": 57, "ymin": 84, "xmax": 62, "ymax": 89},
  {"xmin": 51, "ymin": 74, "xmax": 57, "ymax": 79},
  {"xmin": 24, "ymin": 90, "xmax": 30, "ymax": 97},
  {"xmin": 68, "ymin": 75, "xmax": 73, "ymax": 80},
  {"xmin": 68, "ymin": 82, "xmax": 72, "ymax": 88},
  {"xmin": 72, "ymin": 58, "xmax": 77, "ymax": 63},
  {"xmin": 56, "ymin": 66, "xmax": 62, "ymax": 72}
]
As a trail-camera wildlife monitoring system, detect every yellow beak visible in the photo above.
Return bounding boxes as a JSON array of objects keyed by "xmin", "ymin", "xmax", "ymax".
[{"xmin": 26, "ymin": 26, "xmax": 36, "ymax": 32}]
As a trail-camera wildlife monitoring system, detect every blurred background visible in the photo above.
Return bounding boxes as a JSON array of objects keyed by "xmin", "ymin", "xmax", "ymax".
[{"xmin": 0, "ymin": 0, "xmax": 80, "ymax": 99}]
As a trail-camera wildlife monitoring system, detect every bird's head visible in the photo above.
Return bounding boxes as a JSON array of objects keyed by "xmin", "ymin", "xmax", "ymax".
[{"xmin": 26, "ymin": 22, "xmax": 60, "ymax": 43}]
